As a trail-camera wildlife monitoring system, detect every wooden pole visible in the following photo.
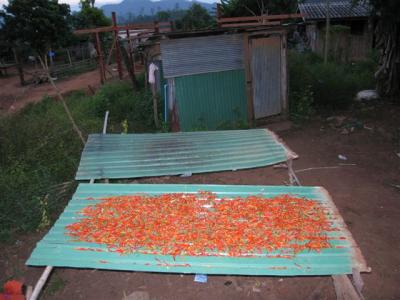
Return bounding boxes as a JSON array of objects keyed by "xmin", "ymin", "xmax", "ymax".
[
  {"xmin": 95, "ymin": 32, "xmax": 105, "ymax": 84},
  {"xmin": 66, "ymin": 49, "xmax": 73, "ymax": 66},
  {"xmin": 243, "ymin": 32, "xmax": 254, "ymax": 125},
  {"xmin": 126, "ymin": 29, "xmax": 136, "ymax": 75},
  {"xmin": 112, "ymin": 12, "xmax": 123, "ymax": 80},
  {"xmin": 216, "ymin": 4, "xmax": 222, "ymax": 27},
  {"xmin": 151, "ymin": 83, "xmax": 160, "ymax": 128},
  {"xmin": 324, "ymin": 0, "xmax": 330, "ymax": 64},
  {"xmin": 38, "ymin": 56, "xmax": 86, "ymax": 145}
]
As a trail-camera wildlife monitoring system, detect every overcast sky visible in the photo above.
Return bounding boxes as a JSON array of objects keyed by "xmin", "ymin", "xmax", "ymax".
[{"xmin": 0, "ymin": 0, "xmax": 216, "ymax": 11}]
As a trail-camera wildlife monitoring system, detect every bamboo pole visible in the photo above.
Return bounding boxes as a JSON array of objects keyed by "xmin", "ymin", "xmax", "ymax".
[
  {"xmin": 29, "ymin": 266, "xmax": 53, "ymax": 300},
  {"xmin": 38, "ymin": 56, "xmax": 86, "ymax": 145}
]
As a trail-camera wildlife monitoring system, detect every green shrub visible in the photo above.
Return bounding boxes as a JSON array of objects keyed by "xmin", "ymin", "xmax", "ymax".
[
  {"xmin": 288, "ymin": 50, "xmax": 376, "ymax": 114},
  {"xmin": 0, "ymin": 80, "xmax": 156, "ymax": 241}
]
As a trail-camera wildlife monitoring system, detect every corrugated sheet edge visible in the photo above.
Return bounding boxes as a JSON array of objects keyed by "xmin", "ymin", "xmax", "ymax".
[
  {"xmin": 319, "ymin": 187, "xmax": 370, "ymax": 273},
  {"xmin": 264, "ymin": 128, "xmax": 299, "ymax": 160}
]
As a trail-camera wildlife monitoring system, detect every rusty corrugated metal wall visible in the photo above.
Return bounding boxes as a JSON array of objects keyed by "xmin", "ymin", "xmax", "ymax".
[
  {"xmin": 251, "ymin": 36, "xmax": 282, "ymax": 119},
  {"xmin": 174, "ymin": 70, "xmax": 247, "ymax": 131}
]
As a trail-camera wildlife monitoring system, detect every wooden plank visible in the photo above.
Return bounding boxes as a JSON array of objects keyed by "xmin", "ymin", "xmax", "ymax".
[
  {"xmin": 332, "ymin": 275, "xmax": 363, "ymax": 300},
  {"xmin": 217, "ymin": 13, "xmax": 303, "ymax": 24},
  {"xmin": 243, "ymin": 32, "xmax": 254, "ymax": 125}
]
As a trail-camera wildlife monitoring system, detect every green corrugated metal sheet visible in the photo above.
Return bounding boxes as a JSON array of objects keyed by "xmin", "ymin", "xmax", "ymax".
[
  {"xmin": 75, "ymin": 129, "xmax": 297, "ymax": 180},
  {"xmin": 175, "ymin": 70, "xmax": 247, "ymax": 131},
  {"xmin": 27, "ymin": 183, "xmax": 368, "ymax": 276}
]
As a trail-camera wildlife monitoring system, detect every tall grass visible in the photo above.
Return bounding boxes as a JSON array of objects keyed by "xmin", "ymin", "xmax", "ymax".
[
  {"xmin": 0, "ymin": 81, "xmax": 155, "ymax": 241},
  {"xmin": 288, "ymin": 50, "xmax": 377, "ymax": 118}
]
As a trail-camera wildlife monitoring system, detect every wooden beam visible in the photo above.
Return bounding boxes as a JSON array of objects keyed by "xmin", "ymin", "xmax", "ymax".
[
  {"xmin": 332, "ymin": 275, "xmax": 363, "ymax": 300},
  {"xmin": 112, "ymin": 12, "xmax": 123, "ymax": 80},
  {"xmin": 95, "ymin": 32, "xmax": 105, "ymax": 84},
  {"xmin": 221, "ymin": 21, "xmax": 281, "ymax": 28},
  {"xmin": 243, "ymin": 32, "xmax": 254, "ymax": 125},
  {"xmin": 74, "ymin": 23, "xmax": 156, "ymax": 35},
  {"xmin": 217, "ymin": 13, "xmax": 303, "ymax": 24}
]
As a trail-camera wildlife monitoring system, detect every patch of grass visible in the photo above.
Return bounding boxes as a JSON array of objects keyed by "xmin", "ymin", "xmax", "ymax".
[
  {"xmin": 288, "ymin": 50, "xmax": 377, "ymax": 117},
  {"xmin": 0, "ymin": 80, "xmax": 156, "ymax": 242},
  {"xmin": 43, "ymin": 273, "xmax": 66, "ymax": 297}
]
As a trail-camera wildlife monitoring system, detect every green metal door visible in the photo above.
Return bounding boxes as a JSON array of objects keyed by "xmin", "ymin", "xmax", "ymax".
[{"xmin": 175, "ymin": 70, "xmax": 247, "ymax": 131}]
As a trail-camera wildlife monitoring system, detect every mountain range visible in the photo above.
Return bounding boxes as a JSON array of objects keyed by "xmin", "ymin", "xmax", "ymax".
[{"xmin": 101, "ymin": 0, "xmax": 215, "ymax": 18}]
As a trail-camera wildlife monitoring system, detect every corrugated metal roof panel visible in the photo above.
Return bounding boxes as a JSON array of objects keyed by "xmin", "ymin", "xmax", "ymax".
[
  {"xmin": 299, "ymin": 0, "xmax": 370, "ymax": 20},
  {"xmin": 27, "ymin": 183, "xmax": 368, "ymax": 275},
  {"xmin": 75, "ymin": 129, "xmax": 297, "ymax": 180},
  {"xmin": 175, "ymin": 69, "xmax": 247, "ymax": 131},
  {"xmin": 161, "ymin": 34, "xmax": 244, "ymax": 78}
]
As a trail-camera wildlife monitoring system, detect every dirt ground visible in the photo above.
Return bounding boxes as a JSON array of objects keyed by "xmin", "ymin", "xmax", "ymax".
[
  {"xmin": 0, "ymin": 67, "xmax": 106, "ymax": 113},
  {"xmin": 1, "ymin": 100, "xmax": 399, "ymax": 299}
]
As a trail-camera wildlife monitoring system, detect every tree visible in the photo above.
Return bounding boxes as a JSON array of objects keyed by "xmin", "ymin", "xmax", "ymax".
[
  {"xmin": 220, "ymin": 0, "xmax": 297, "ymax": 17},
  {"xmin": 0, "ymin": 0, "xmax": 85, "ymax": 144},
  {"xmin": 178, "ymin": 3, "xmax": 213, "ymax": 31},
  {"xmin": 0, "ymin": 0, "xmax": 71, "ymax": 60},
  {"xmin": 360, "ymin": 0, "xmax": 400, "ymax": 99},
  {"xmin": 71, "ymin": 5, "xmax": 111, "ymax": 30}
]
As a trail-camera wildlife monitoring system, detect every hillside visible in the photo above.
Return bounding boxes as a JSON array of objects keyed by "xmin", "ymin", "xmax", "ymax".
[{"xmin": 101, "ymin": 0, "xmax": 215, "ymax": 19}]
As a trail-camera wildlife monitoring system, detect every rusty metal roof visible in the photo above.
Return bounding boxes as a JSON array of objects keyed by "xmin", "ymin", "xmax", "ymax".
[
  {"xmin": 26, "ymin": 183, "xmax": 369, "ymax": 275},
  {"xmin": 299, "ymin": 0, "xmax": 370, "ymax": 21},
  {"xmin": 75, "ymin": 129, "xmax": 297, "ymax": 180}
]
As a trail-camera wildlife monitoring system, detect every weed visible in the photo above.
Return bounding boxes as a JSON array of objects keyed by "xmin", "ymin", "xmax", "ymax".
[{"xmin": 0, "ymin": 80, "xmax": 156, "ymax": 242}]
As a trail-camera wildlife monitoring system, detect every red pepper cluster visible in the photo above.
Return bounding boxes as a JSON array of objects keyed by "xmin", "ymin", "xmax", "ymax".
[{"xmin": 66, "ymin": 192, "xmax": 332, "ymax": 257}]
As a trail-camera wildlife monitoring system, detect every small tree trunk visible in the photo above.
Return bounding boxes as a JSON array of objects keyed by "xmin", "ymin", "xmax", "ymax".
[
  {"xmin": 12, "ymin": 48, "xmax": 25, "ymax": 86},
  {"xmin": 119, "ymin": 42, "xmax": 138, "ymax": 90},
  {"xmin": 375, "ymin": 20, "xmax": 400, "ymax": 99}
]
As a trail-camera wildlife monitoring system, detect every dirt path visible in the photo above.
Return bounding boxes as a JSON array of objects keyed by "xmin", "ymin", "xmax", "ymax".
[
  {"xmin": 0, "ymin": 67, "xmax": 103, "ymax": 112},
  {"xmin": 1, "ymin": 104, "xmax": 399, "ymax": 300}
]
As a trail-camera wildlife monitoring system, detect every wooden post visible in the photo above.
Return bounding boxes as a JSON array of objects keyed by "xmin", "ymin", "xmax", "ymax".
[
  {"xmin": 216, "ymin": 4, "xmax": 222, "ymax": 27},
  {"xmin": 66, "ymin": 49, "xmax": 73, "ymax": 66},
  {"xmin": 243, "ymin": 32, "xmax": 254, "ymax": 126},
  {"xmin": 112, "ymin": 12, "xmax": 123, "ymax": 80},
  {"xmin": 154, "ymin": 21, "xmax": 159, "ymax": 34},
  {"xmin": 151, "ymin": 83, "xmax": 160, "ymax": 128},
  {"xmin": 281, "ymin": 32, "xmax": 289, "ymax": 115},
  {"xmin": 324, "ymin": 0, "xmax": 330, "ymax": 64},
  {"xmin": 12, "ymin": 48, "xmax": 25, "ymax": 86},
  {"xmin": 95, "ymin": 32, "xmax": 105, "ymax": 84},
  {"xmin": 126, "ymin": 29, "xmax": 136, "ymax": 77}
]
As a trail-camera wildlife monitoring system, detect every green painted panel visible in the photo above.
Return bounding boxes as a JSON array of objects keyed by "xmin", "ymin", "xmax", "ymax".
[
  {"xmin": 75, "ymin": 129, "xmax": 297, "ymax": 180},
  {"xmin": 27, "ymin": 184, "xmax": 368, "ymax": 276},
  {"xmin": 175, "ymin": 70, "xmax": 247, "ymax": 131}
]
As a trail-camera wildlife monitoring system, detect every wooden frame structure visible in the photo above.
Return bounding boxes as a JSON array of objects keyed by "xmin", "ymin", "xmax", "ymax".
[{"xmin": 74, "ymin": 12, "xmax": 171, "ymax": 85}]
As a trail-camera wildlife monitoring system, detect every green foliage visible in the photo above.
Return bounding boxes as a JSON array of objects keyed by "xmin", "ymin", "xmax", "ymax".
[
  {"xmin": 288, "ymin": 50, "xmax": 377, "ymax": 113},
  {"xmin": 71, "ymin": 5, "xmax": 111, "ymax": 30},
  {"xmin": 0, "ymin": 81, "xmax": 156, "ymax": 242},
  {"xmin": 175, "ymin": 4, "xmax": 214, "ymax": 31},
  {"xmin": 0, "ymin": 0, "xmax": 71, "ymax": 56},
  {"xmin": 220, "ymin": 0, "xmax": 297, "ymax": 17}
]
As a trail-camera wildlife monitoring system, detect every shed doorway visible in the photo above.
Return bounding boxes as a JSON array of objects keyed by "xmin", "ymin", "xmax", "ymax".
[{"xmin": 251, "ymin": 36, "xmax": 282, "ymax": 119}]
